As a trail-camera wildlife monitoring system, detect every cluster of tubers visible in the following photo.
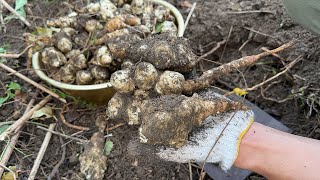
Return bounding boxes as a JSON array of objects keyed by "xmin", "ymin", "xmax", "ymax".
[
  {"xmin": 26, "ymin": 1, "xmax": 294, "ymax": 179},
  {"xmin": 32, "ymin": 0, "xmax": 293, "ymax": 150},
  {"xmin": 39, "ymin": 0, "xmax": 178, "ymax": 85},
  {"xmin": 106, "ymin": 33, "xmax": 293, "ymax": 147}
]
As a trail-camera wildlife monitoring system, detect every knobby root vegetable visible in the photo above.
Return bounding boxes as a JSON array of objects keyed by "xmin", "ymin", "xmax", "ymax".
[
  {"xmin": 134, "ymin": 62, "xmax": 158, "ymax": 90},
  {"xmin": 54, "ymin": 32, "xmax": 73, "ymax": 53},
  {"xmin": 91, "ymin": 46, "xmax": 113, "ymax": 67},
  {"xmin": 91, "ymin": 66, "xmax": 110, "ymax": 80},
  {"xmin": 76, "ymin": 70, "xmax": 94, "ymax": 85},
  {"xmin": 126, "ymin": 34, "xmax": 197, "ymax": 73},
  {"xmin": 155, "ymin": 71, "xmax": 185, "ymax": 95},
  {"xmin": 110, "ymin": 69, "xmax": 135, "ymax": 93},
  {"xmin": 107, "ymin": 92, "xmax": 246, "ymax": 147},
  {"xmin": 139, "ymin": 94, "xmax": 246, "ymax": 147},
  {"xmin": 79, "ymin": 131, "xmax": 107, "ymax": 180},
  {"xmin": 106, "ymin": 40, "xmax": 293, "ymax": 147},
  {"xmin": 41, "ymin": 47, "xmax": 67, "ymax": 68}
]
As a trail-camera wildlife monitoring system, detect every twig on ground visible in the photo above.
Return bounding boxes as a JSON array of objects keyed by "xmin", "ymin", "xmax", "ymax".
[
  {"xmin": 188, "ymin": 161, "xmax": 193, "ymax": 180},
  {"xmin": 0, "ymin": 163, "xmax": 17, "ymax": 180},
  {"xmin": 201, "ymin": 58, "xmax": 223, "ymax": 65},
  {"xmin": 0, "ymin": 0, "xmax": 31, "ymax": 27},
  {"xmin": 0, "ymin": 2, "xmax": 5, "ymax": 31},
  {"xmin": 197, "ymin": 40, "xmax": 226, "ymax": 62},
  {"xmin": 15, "ymin": 91, "xmax": 40, "ymax": 133},
  {"xmin": 238, "ymin": 31, "xmax": 253, "ymax": 51},
  {"xmin": 224, "ymin": 56, "xmax": 301, "ymax": 97},
  {"xmin": 261, "ymin": 47, "xmax": 287, "ymax": 68},
  {"xmin": 36, "ymin": 126, "xmax": 89, "ymax": 143},
  {"xmin": 183, "ymin": 2, "xmax": 197, "ymax": 36},
  {"xmin": 219, "ymin": 25, "xmax": 233, "ymax": 62},
  {"xmin": 224, "ymin": 10, "xmax": 275, "ymax": 15},
  {"xmin": 106, "ymin": 123, "xmax": 125, "ymax": 131},
  {"xmin": 48, "ymin": 137, "xmax": 66, "ymax": 179},
  {"xmin": 244, "ymin": 26, "xmax": 276, "ymax": 40},
  {"xmin": 261, "ymin": 47, "xmax": 285, "ymax": 62},
  {"xmin": 28, "ymin": 123, "xmax": 56, "ymax": 180},
  {"xmin": 0, "ymin": 63, "xmax": 66, "ymax": 103},
  {"xmin": 0, "ymin": 95, "xmax": 52, "ymax": 141},
  {"xmin": 0, "ymin": 96, "xmax": 36, "ymax": 177},
  {"xmin": 245, "ymin": 55, "xmax": 302, "ymax": 91},
  {"xmin": 259, "ymin": 80, "xmax": 293, "ymax": 103},
  {"xmin": 0, "ymin": 45, "xmax": 33, "ymax": 58},
  {"xmin": 59, "ymin": 103, "xmax": 90, "ymax": 131}
]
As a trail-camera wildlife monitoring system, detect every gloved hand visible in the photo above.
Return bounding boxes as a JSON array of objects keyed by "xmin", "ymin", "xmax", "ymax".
[{"xmin": 156, "ymin": 92, "xmax": 254, "ymax": 171}]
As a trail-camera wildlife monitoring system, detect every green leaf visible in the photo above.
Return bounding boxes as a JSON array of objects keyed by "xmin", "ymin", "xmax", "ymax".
[
  {"xmin": 0, "ymin": 97, "xmax": 8, "ymax": 106},
  {"xmin": 6, "ymin": 91, "xmax": 15, "ymax": 100},
  {"xmin": 104, "ymin": 140, "xmax": 113, "ymax": 156},
  {"xmin": 0, "ymin": 44, "xmax": 10, "ymax": 54},
  {"xmin": 155, "ymin": 22, "xmax": 164, "ymax": 33},
  {"xmin": 0, "ymin": 124, "xmax": 10, "ymax": 135},
  {"xmin": 15, "ymin": 0, "xmax": 27, "ymax": 10},
  {"xmin": 15, "ymin": 0, "xmax": 27, "ymax": 17},
  {"xmin": 8, "ymin": 82, "xmax": 21, "ymax": 91},
  {"xmin": 16, "ymin": 9, "xmax": 26, "ymax": 19},
  {"xmin": 4, "ymin": 0, "xmax": 27, "ymax": 21},
  {"xmin": 0, "ymin": 82, "xmax": 20, "ymax": 107},
  {"xmin": 0, "ymin": 94, "xmax": 10, "ymax": 107},
  {"xmin": 0, "ymin": 48, "xmax": 6, "ymax": 54}
]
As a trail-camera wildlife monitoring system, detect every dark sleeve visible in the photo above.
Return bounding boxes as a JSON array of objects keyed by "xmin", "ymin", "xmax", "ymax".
[{"xmin": 283, "ymin": 0, "xmax": 320, "ymax": 36}]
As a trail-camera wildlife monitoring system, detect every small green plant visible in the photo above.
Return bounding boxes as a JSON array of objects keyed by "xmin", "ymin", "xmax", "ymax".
[
  {"xmin": 155, "ymin": 22, "xmax": 164, "ymax": 33},
  {"xmin": 51, "ymin": 88, "xmax": 69, "ymax": 99},
  {"xmin": 0, "ymin": 44, "xmax": 10, "ymax": 62},
  {"xmin": 104, "ymin": 140, "xmax": 113, "ymax": 156},
  {"xmin": 4, "ymin": 0, "xmax": 28, "ymax": 22},
  {"xmin": 0, "ymin": 82, "xmax": 21, "ymax": 107},
  {"xmin": 51, "ymin": 88, "xmax": 96, "ymax": 108}
]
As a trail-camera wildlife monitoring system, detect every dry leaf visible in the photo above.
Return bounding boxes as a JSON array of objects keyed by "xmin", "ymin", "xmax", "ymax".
[
  {"xmin": 1, "ymin": 166, "xmax": 17, "ymax": 180},
  {"xmin": 30, "ymin": 106, "xmax": 53, "ymax": 119},
  {"xmin": 180, "ymin": 0, "xmax": 193, "ymax": 8}
]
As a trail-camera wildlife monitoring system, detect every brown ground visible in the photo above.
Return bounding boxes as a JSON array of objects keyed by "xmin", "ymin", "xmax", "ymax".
[{"xmin": 1, "ymin": 0, "xmax": 320, "ymax": 179}]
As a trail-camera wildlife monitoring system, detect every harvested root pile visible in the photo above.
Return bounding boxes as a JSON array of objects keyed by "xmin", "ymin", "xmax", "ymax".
[
  {"xmin": 106, "ymin": 38, "xmax": 293, "ymax": 147},
  {"xmin": 30, "ymin": 0, "xmax": 179, "ymax": 85},
  {"xmin": 27, "ymin": 0, "xmax": 293, "ymax": 149}
]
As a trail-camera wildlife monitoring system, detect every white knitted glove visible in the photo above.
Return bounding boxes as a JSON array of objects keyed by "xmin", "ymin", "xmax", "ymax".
[{"xmin": 157, "ymin": 94, "xmax": 254, "ymax": 171}]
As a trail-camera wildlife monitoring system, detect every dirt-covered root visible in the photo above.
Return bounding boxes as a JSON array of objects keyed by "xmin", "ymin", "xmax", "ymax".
[
  {"xmin": 79, "ymin": 116, "xmax": 108, "ymax": 180},
  {"xmin": 126, "ymin": 34, "xmax": 197, "ymax": 73},
  {"xmin": 182, "ymin": 41, "xmax": 295, "ymax": 93},
  {"xmin": 107, "ymin": 92, "xmax": 246, "ymax": 148},
  {"xmin": 79, "ymin": 132, "xmax": 107, "ymax": 180}
]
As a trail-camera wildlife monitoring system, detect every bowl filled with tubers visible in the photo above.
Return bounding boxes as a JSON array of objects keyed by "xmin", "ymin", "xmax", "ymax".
[{"xmin": 32, "ymin": 0, "xmax": 185, "ymax": 105}]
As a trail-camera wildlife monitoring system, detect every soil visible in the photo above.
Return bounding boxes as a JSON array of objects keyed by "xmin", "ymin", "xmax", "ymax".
[{"xmin": 1, "ymin": 0, "xmax": 320, "ymax": 179}]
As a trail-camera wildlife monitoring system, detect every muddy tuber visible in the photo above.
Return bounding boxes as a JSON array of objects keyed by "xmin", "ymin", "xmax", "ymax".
[
  {"xmin": 76, "ymin": 70, "xmax": 94, "ymax": 85},
  {"xmin": 107, "ymin": 92, "xmax": 246, "ymax": 147},
  {"xmin": 41, "ymin": 47, "xmax": 67, "ymax": 68},
  {"xmin": 155, "ymin": 71, "xmax": 185, "ymax": 95},
  {"xmin": 134, "ymin": 62, "xmax": 159, "ymax": 90},
  {"xmin": 110, "ymin": 69, "xmax": 135, "ymax": 93}
]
